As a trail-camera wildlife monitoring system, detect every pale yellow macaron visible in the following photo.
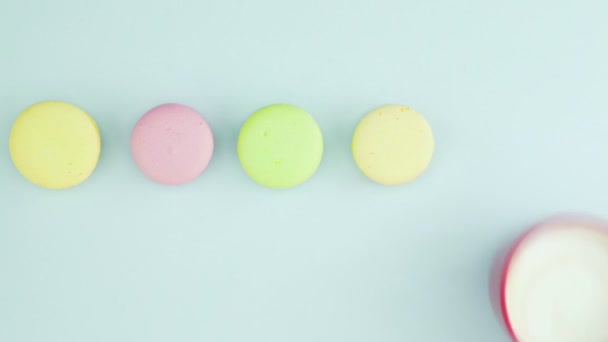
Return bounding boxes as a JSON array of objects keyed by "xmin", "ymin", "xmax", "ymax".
[
  {"xmin": 9, "ymin": 101, "xmax": 101, "ymax": 189},
  {"xmin": 351, "ymin": 105, "xmax": 434, "ymax": 185}
]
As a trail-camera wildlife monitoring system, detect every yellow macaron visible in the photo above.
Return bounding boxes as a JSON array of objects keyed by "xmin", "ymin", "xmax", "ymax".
[
  {"xmin": 352, "ymin": 105, "xmax": 434, "ymax": 185},
  {"xmin": 9, "ymin": 101, "xmax": 101, "ymax": 189}
]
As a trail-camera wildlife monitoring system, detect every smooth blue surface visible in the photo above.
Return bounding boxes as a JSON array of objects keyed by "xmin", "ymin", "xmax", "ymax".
[{"xmin": 1, "ymin": 1, "xmax": 607, "ymax": 341}]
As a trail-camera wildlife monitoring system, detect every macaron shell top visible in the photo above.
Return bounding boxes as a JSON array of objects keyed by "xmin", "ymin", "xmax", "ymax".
[
  {"xmin": 237, "ymin": 104, "xmax": 323, "ymax": 189},
  {"xmin": 131, "ymin": 103, "xmax": 214, "ymax": 185},
  {"xmin": 351, "ymin": 105, "xmax": 434, "ymax": 185},
  {"xmin": 9, "ymin": 101, "xmax": 101, "ymax": 189}
]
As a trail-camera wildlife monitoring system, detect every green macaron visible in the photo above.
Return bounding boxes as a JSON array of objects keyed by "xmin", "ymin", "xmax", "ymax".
[{"xmin": 237, "ymin": 104, "xmax": 323, "ymax": 189}]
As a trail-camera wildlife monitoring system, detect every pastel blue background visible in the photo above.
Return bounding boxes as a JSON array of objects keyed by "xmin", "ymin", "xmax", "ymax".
[{"xmin": 1, "ymin": 0, "xmax": 607, "ymax": 341}]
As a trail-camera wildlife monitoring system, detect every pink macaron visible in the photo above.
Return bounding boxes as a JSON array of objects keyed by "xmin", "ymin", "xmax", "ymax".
[
  {"xmin": 491, "ymin": 215, "xmax": 608, "ymax": 342},
  {"xmin": 131, "ymin": 103, "xmax": 214, "ymax": 185}
]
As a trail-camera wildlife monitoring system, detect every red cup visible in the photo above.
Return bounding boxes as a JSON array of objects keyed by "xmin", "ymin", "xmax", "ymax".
[{"xmin": 490, "ymin": 215, "xmax": 608, "ymax": 342}]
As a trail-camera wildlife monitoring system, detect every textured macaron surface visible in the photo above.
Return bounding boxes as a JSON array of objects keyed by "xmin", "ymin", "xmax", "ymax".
[
  {"xmin": 237, "ymin": 104, "xmax": 323, "ymax": 189},
  {"xmin": 131, "ymin": 103, "xmax": 214, "ymax": 185},
  {"xmin": 9, "ymin": 101, "xmax": 101, "ymax": 189},
  {"xmin": 352, "ymin": 105, "xmax": 434, "ymax": 185}
]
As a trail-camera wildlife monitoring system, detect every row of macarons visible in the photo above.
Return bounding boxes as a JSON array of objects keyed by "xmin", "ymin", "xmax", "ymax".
[{"xmin": 7, "ymin": 101, "xmax": 434, "ymax": 189}]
